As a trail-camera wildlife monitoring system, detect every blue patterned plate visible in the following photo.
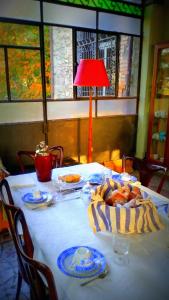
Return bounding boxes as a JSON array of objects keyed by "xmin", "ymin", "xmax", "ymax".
[
  {"xmin": 88, "ymin": 173, "xmax": 104, "ymax": 185},
  {"xmin": 22, "ymin": 191, "xmax": 48, "ymax": 204},
  {"xmin": 157, "ymin": 204, "xmax": 169, "ymax": 219},
  {"xmin": 112, "ymin": 174, "xmax": 137, "ymax": 182},
  {"xmin": 57, "ymin": 246, "xmax": 106, "ymax": 278}
]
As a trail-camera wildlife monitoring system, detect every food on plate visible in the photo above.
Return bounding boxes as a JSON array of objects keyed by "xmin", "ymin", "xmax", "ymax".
[
  {"xmin": 33, "ymin": 190, "xmax": 41, "ymax": 199},
  {"xmin": 105, "ymin": 185, "xmax": 142, "ymax": 207},
  {"xmin": 59, "ymin": 174, "xmax": 81, "ymax": 183}
]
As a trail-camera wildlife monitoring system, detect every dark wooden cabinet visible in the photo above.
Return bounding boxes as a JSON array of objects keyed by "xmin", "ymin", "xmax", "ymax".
[{"xmin": 147, "ymin": 42, "xmax": 169, "ymax": 167}]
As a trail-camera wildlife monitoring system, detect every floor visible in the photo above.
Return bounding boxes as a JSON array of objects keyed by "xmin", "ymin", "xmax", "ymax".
[
  {"xmin": 0, "ymin": 239, "xmax": 29, "ymax": 300},
  {"xmin": 0, "ymin": 175, "xmax": 169, "ymax": 300},
  {"xmin": 148, "ymin": 174, "xmax": 169, "ymax": 198}
]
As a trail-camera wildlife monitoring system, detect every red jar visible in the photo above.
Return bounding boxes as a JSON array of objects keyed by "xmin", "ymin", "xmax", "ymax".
[{"xmin": 35, "ymin": 154, "xmax": 52, "ymax": 182}]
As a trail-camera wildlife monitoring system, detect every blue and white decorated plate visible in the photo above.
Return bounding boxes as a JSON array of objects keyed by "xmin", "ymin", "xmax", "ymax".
[
  {"xmin": 112, "ymin": 174, "xmax": 137, "ymax": 183},
  {"xmin": 22, "ymin": 191, "xmax": 48, "ymax": 204},
  {"xmin": 57, "ymin": 246, "xmax": 106, "ymax": 278},
  {"xmin": 88, "ymin": 173, "xmax": 104, "ymax": 185},
  {"xmin": 157, "ymin": 204, "xmax": 169, "ymax": 220}
]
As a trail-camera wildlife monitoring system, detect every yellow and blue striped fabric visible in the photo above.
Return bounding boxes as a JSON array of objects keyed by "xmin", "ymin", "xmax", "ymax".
[{"xmin": 88, "ymin": 179, "xmax": 164, "ymax": 234}]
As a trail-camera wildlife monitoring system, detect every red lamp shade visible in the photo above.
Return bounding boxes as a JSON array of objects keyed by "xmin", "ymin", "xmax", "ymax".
[
  {"xmin": 73, "ymin": 59, "xmax": 110, "ymax": 87},
  {"xmin": 73, "ymin": 59, "xmax": 110, "ymax": 163}
]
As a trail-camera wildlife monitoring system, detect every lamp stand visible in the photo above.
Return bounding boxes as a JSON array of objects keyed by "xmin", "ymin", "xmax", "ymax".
[{"xmin": 88, "ymin": 87, "xmax": 93, "ymax": 163}]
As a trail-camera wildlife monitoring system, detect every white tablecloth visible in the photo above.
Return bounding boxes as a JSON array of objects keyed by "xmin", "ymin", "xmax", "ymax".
[{"xmin": 7, "ymin": 163, "xmax": 169, "ymax": 300}]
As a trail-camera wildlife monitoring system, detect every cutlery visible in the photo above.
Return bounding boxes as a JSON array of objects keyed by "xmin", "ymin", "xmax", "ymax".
[
  {"xmin": 29, "ymin": 200, "xmax": 55, "ymax": 210},
  {"xmin": 62, "ymin": 193, "xmax": 81, "ymax": 201},
  {"xmin": 80, "ymin": 268, "xmax": 108, "ymax": 286},
  {"xmin": 61, "ymin": 187, "xmax": 82, "ymax": 195}
]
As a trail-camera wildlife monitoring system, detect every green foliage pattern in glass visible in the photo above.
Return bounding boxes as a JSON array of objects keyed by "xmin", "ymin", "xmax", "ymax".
[
  {"xmin": 0, "ymin": 49, "xmax": 8, "ymax": 100},
  {"xmin": 56, "ymin": 0, "xmax": 142, "ymax": 16},
  {"xmin": 8, "ymin": 49, "xmax": 42, "ymax": 100},
  {"xmin": 0, "ymin": 23, "xmax": 39, "ymax": 47}
]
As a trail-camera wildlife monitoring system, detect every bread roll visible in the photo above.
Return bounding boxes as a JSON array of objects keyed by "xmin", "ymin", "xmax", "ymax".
[{"xmin": 59, "ymin": 174, "xmax": 81, "ymax": 183}]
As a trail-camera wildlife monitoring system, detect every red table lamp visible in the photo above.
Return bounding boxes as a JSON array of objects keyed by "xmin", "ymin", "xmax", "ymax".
[{"xmin": 73, "ymin": 59, "xmax": 110, "ymax": 163}]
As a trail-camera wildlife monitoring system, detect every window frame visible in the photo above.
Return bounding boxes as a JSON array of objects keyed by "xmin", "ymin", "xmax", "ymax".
[
  {"xmin": 0, "ymin": 20, "xmax": 42, "ymax": 102},
  {"xmin": 0, "ymin": 20, "xmax": 141, "ymax": 103}
]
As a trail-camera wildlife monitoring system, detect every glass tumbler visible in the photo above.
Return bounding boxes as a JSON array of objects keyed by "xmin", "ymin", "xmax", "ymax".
[{"xmin": 112, "ymin": 233, "xmax": 130, "ymax": 265}]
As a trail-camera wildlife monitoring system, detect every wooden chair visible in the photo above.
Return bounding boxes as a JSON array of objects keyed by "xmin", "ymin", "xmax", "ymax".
[
  {"xmin": 0, "ymin": 178, "xmax": 34, "ymax": 300},
  {"xmin": 14, "ymin": 208, "xmax": 58, "ymax": 300},
  {"xmin": 122, "ymin": 155, "xmax": 168, "ymax": 193},
  {"xmin": 17, "ymin": 145, "xmax": 64, "ymax": 174}
]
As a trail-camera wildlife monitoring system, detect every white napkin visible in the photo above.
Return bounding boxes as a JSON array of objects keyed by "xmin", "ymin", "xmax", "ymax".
[{"xmin": 7, "ymin": 174, "xmax": 35, "ymax": 188}]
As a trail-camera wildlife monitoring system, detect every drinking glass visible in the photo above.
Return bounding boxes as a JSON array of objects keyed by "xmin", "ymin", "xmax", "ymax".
[
  {"xmin": 81, "ymin": 182, "xmax": 93, "ymax": 207},
  {"xmin": 103, "ymin": 168, "xmax": 112, "ymax": 182},
  {"xmin": 112, "ymin": 233, "xmax": 130, "ymax": 265},
  {"xmin": 52, "ymin": 175, "xmax": 64, "ymax": 201}
]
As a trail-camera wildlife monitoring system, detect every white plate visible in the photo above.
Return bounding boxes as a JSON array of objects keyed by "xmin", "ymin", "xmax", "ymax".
[{"xmin": 59, "ymin": 179, "xmax": 85, "ymax": 191}]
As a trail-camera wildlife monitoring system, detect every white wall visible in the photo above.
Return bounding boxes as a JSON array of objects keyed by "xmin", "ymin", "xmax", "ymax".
[
  {"xmin": 0, "ymin": 102, "xmax": 43, "ymax": 124},
  {"xmin": 0, "ymin": 0, "xmax": 40, "ymax": 21}
]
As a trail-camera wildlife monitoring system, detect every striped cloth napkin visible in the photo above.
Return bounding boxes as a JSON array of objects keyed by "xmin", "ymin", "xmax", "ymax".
[{"xmin": 88, "ymin": 179, "xmax": 164, "ymax": 234}]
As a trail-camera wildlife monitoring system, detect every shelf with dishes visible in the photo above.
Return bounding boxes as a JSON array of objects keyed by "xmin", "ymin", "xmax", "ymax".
[
  {"xmin": 152, "ymin": 131, "xmax": 166, "ymax": 142},
  {"xmin": 154, "ymin": 110, "xmax": 167, "ymax": 119},
  {"xmin": 147, "ymin": 42, "xmax": 169, "ymax": 167}
]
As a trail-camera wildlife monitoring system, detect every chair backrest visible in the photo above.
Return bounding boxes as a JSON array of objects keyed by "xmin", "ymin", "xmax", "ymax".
[
  {"xmin": 0, "ymin": 178, "xmax": 14, "ymax": 205},
  {"xmin": 49, "ymin": 146, "xmax": 64, "ymax": 168},
  {"xmin": 16, "ymin": 150, "xmax": 35, "ymax": 174},
  {"xmin": 0, "ymin": 179, "xmax": 34, "ymax": 283},
  {"xmin": 122, "ymin": 155, "xmax": 168, "ymax": 193},
  {"xmin": 14, "ymin": 208, "xmax": 58, "ymax": 300},
  {"xmin": 17, "ymin": 146, "xmax": 64, "ymax": 174}
]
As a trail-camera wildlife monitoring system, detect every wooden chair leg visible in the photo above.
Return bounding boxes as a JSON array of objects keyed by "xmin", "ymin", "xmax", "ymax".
[{"xmin": 15, "ymin": 271, "xmax": 22, "ymax": 300}]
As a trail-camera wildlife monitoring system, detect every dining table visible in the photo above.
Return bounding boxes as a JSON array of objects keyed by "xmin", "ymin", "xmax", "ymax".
[{"xmin": 7, "ymin": 162, "xmax": 169, "ymax": 300}]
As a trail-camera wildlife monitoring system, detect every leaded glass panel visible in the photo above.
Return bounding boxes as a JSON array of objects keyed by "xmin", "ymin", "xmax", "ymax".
[
  {"xmin": 76, "ymin": 31, "xmax": 96, "ymax": 97},
  {"xmin": 0, "ymin": 22, "xmax": 39, "ymax": 47},
  {"xmin": 118, "ymin": 35, "xmax": 140, "ymax": 97},
  {"xmin": 130, "ymin": 36, "xmax": 140, "ymax": 96},
  {"xmin": 48, "ymin": 1, "xmax": 142, "ymax": 17},
  {"xmin": 76, "ymin": 31, "xmax": 116, "ymax": 97},
  {"xmin": 98, "ymin": 34, "xmax": 116, "ymax": 96},
  {"xmin": 0, "ymin": 48, "xmax": 7, "ymax": 100},
  {"xmin": 44, "ymin": 26, "xmax": 73, "ymax": 99},
  {"xmin": 8, "ymin": 49, "xmax": 42, "ymax": 100}
]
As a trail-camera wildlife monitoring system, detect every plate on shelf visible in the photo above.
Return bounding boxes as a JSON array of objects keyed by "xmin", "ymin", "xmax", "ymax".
[
  {"xmin": 57, "ymin": 246, "xmax": 106, "ymax": 278},
  {"xmin": 22, "ymin": 191, "xmax": 48, "ymax": 204}
]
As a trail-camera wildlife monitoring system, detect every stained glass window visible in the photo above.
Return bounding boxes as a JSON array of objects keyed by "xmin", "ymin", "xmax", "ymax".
[
  {"xmin": 98, "ymin": 34, "xmax": 116, "ymax": 96},
  {"xmin": 8, "ymin": 49, "xmax": 42, "ymax": 100},
  {"xmin": 118, "ymin": 35, "xmax": 140, "ymax": 97},
  {"xmin": 44, "ymin": 26, "xmax": 73, "ymax": 99},
  {"xmin": 49, "ymin": 0, "xmax": 142, "ymax": 17},
  {"xmin": 0, "ymin": 22, "xmax": 39, "ymax": 47},
  {"xmin": 0, "ymin": 48, "xmax": 7, "ymax": 100},
  {"xmin": 76, "ymin": 31, "xmax": 96, "ymax": 97}
]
